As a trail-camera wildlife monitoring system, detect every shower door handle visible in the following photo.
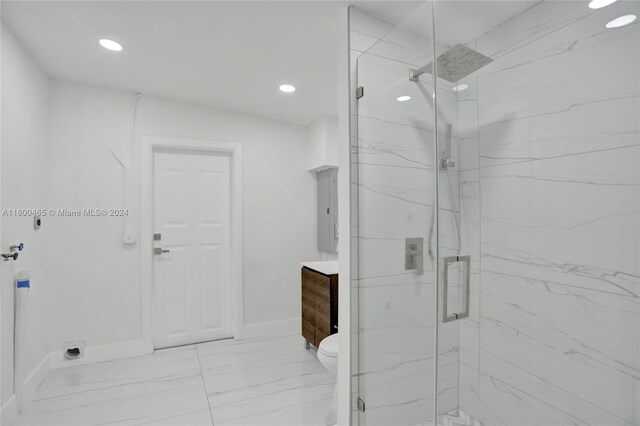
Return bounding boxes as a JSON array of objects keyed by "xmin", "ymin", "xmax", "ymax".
[{"xmin": 439, "ymin": 255, "xmax": 471, "ymax": 323}]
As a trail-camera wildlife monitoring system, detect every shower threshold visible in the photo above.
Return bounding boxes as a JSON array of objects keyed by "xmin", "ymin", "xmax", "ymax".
[{"xmin": 418, "ymin": 408, "xmax": 483, "ymax": 426}]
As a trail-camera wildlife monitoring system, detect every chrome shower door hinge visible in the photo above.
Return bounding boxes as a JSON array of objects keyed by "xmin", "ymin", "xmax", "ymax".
[{"xmin": 357, "ymin": 397, "xmax": 366, "ymax": 412}]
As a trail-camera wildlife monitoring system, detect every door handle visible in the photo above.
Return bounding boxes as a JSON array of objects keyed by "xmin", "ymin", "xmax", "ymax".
[
  {"xmin": 153, "ymin": 248, "xmax": 170, "ymax": 255},
  {"xmin": 439, "ymin": 255, "xmax": 470, "ymax": 323}
]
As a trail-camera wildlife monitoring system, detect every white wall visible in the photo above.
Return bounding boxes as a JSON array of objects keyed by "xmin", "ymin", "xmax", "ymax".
[
  {"xmin": 135, "ymin": 93, "xmax": 319, "ymax": 327},
  {"xmin": 307, "ymin": 116, "xmax": 339, "ymax": 172},
  {"xmin": 43, "ymin": 80, "xmax": 319, "ymax": 357},
  {"xmin": 45, "ymin": 83, "xmax": 141, "ymax": 350},
  {"xmin": 1, "ymin": 62, "xmax": 320, "ymax": 415},
  {"xmin": 0, "ymin": 22, "xmax": 50, "ymax": 412},
  {"xmin": 1, "ymin": 18, "xmax": 330, "ymax": 422}
]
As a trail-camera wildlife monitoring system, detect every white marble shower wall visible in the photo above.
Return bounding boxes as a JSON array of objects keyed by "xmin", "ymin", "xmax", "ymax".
[
  {"xmin": 455, "ymin": 1, "xmax": 640, "ymax": 425},
  {"xmin": 350, "ymin": 7, "xmax": 463, "ymax": 425}
]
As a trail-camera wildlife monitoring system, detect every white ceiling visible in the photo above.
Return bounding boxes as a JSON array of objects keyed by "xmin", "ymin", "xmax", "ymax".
[
  {"xmin": 1, "ymin": 1, "xmax": 538, "ymax": 126},
  {"xmin": 1, "ymin": 1, "xmax": 345, "ymax": 126}
]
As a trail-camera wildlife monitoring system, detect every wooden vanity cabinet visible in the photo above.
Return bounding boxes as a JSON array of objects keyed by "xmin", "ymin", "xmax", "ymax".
[{"xmin": 301, "ymin": 267, "xmax": 338, "ymax": 348}]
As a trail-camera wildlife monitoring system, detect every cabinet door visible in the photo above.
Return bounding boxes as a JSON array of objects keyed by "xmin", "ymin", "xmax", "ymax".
[
  {"xmin": 330, "ymin": 275, "xmax": 339, "ymax": 335},
  {"xmin": 314, "ymin": 273, "xmax": 331, "ymax": 347},
  {"xmin": 301, "ymin": 269, "xmax": 315, "ymax": 344}
]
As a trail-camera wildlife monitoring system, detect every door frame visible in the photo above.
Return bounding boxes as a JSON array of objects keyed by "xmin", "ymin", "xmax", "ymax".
[{"xmin": 140, "ymin": 136, "xmax": 243, "ymax": 350}]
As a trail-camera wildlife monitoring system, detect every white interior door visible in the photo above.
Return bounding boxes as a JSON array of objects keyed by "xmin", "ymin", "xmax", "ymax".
[{"xmin": 153, "ymin": 150, "xmax": 232, "ymax": 349}]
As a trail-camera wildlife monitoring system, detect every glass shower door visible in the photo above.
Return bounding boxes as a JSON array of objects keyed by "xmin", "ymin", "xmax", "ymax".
[
  {"xmin": 353, "ymin": 1, "xmax": 639, "ymax": 424},
  {"xmin": 351, "ymin": 3, "xmax": 438, "ymax": 425}
]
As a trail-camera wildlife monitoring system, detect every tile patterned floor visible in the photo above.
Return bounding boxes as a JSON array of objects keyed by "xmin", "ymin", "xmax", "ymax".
[
  {"xmin": 441, "ymin": 409, "xmax": 482, "ymax": 426},
  {"xmin": 12, "ymin": 335, "xmax": 336, "ymax": 426}
]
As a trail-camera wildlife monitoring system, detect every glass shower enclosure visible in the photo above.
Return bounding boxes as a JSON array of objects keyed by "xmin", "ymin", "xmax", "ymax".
[{"xmin": 350, "ymin": 1, "xmax": 640, "ymax": 425}]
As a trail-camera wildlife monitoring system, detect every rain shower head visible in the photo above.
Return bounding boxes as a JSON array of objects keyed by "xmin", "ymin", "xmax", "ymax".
[{"xmin": 409, "ymin": 44, "xmax": 493, "ymax": 83}]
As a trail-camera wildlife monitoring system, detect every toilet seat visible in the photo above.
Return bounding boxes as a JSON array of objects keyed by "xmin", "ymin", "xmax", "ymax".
[{"xmin": 318, "ymin": 333, "xmax": 338, "ymax": 358}]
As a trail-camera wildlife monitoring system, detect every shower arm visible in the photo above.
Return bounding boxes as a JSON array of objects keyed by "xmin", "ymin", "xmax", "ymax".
[{"xmin": 409, "ymin": 65, "xmax": 430, "ymax": 82}]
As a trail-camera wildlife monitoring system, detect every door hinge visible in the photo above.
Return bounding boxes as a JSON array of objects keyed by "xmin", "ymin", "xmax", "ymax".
[
  {"xmin": 357, "ymin": 397, "xmax": 366, "ymax": 412},
  {"xmin": 356, "ymin": 86, "xmax": 364, "ymax": 99}
]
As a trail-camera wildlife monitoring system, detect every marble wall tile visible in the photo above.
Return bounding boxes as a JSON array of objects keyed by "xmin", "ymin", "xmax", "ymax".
[
  {"xmin": 471, "ymin": 1, "xmax": 640, "ymax": 424},
  {"xmin": 476, "ymin": 1, "xmax": 640, "ymax": 169},
  {"xmin": 479, "ymin": 271, "xmax": 639, "ymax": 425},
  {"xmin": 458, "ymin": 359, "xmax": 479, "ymax": 420},
  {"xmin": 480, "ymin": 145, "xmax": 640, "ymax": 293},
  {"xmin": 351, "ymin": 5, "xmax": 434, "ymax": 67}
]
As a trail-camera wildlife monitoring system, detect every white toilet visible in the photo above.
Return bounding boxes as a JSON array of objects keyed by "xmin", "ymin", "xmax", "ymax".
[
  {"xmin": 317, "ymin": 333, "xmax": 339, "ymax": 416},
  {"xmin": 317, "ymin": 333, "xmax": 338, "ymax": 373}
]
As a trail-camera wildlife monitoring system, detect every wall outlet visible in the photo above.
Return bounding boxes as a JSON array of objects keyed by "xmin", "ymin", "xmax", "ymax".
[
  {"xmin": 63, "ymin": 341, "xmax": 85, "ymax": 360},
  {"xmin": 122, "ymin": 229, "xmax": 136, "ymax": 245}
]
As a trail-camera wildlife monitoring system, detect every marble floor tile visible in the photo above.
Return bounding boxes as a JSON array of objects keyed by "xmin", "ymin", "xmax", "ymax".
[
  {"xmin": 198, "ymin": 335, "xmax": 335, "ymax": 426},
  {"xmin": 12, "ymin": 335, "xmax": 335, "ymax": 426},
  {"xmin": 139, "ymin": 408, "xmax": 213, "ymax": 426},
  {"xmin": 34, "ymin": 346, "xmax": 201, "ymax": 400},
  {"xmin": 13, "ymin": 372, "xmax": 210, "ymax": 426}
]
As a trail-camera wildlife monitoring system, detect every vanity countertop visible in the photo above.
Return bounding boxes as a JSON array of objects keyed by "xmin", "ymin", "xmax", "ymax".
[{"xmin": 300, "ymin": 260, "xmax": 339, "ymax": 276}]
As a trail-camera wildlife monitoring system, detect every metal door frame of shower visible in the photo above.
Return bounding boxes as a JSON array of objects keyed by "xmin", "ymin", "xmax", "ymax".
[{"xmin": 430, "ymin": 0, "xmax": 441, "ymax": 420}]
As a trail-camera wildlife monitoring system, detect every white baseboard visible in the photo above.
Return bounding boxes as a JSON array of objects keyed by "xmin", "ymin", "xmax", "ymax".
[
  {"xmin": 6, "ymin": 325, "xmax": 299, "ymax": 420},
  {"xmin": 238, "ymin": 317, "xmax": 300, "ymax": 340},
  {"xmin": 9, "ymin": 339, "xmax": 151, "ymax": 416},
  {"xmin": 1, "ymin": 395, "xmax": 18, "ymax": 425},
  {"xmin": 50, "ymin": 339, "xmax": 151, "ymax": 370}
]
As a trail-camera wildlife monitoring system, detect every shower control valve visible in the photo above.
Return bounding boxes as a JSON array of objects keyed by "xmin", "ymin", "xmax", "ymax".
[{"xmin": 440, "ymin": 158, "xmax": 456, "ymax": 170}]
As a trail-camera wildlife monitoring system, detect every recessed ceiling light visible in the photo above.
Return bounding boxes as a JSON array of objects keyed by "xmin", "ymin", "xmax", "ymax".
[
  {"xmin": 606, "ymin": 14, "xmax": 637, "ymax": 28},
  {"xmin": 588, "ymin": 0, "xmax": 618, "ymax": 9},
  {"xmin": 279, "ymin": 84, "xmax": 296, "ymax": 93},
  {"xmin": 396, "ymin": 95, "xmax": 411, "ymax": 102},
  {"xmin": 452, "ymin": 84, "xmax": 469, "ymax": 92},
  {"xmin": 99, "ymin": 39, "xmax": 123, "ymax": 51}
]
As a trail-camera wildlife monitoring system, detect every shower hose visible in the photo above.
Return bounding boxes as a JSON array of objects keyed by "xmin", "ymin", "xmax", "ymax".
[{"xmin": 428, "ymin": 151, "xmax": 461, "ymax": 262}]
